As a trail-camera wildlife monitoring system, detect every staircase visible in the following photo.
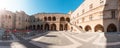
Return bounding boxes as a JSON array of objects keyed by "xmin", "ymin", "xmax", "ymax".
[{"xmin": 67, "ymin": 22, "xmax": 85, "ymax": 32}]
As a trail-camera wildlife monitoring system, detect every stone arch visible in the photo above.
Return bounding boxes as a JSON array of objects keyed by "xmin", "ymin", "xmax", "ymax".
[
  {"xmin": 40, "ymin": 25, "xmax": 43, "ymax": 30},
  {"xmin": 33, "ymin": 25, "xmax": 35, "ymax": 30},
  {"xmin": 60, "ymin": 24, "xmax": 64, "ymax": 31},
  {"xmin": 53, "ymin": 17, "xmax": 56, "ymax": 21},
  {"xmin": 94, "ymin": 24, "xmax": 104, "ymax": 32},
  {"xmin": 26, "ymin": 27, "xmax": 28, "ymax": 30},
  {"xmin": 48, "ymin": 17, "xmax": 51, "ymax": 21},
  {"xmin": 37, "ymin": 25, "xmax": 40, "ymax": 30},
  {"xmin": 44, "ymin": 17, "xmax": 47, "ymax": 21},
  {"xmin": 85, "ymin": 25, "xmax": 92, "ymax": 32},
  {"xmin": 64, "ymin": 24, "xmax": 68, "ymax": 30},
  {"xmin": 66, "ymin": 17, "xmax": 70, "ymax": 22},
  {"xmin": 107, "ymin": 23, "xmax": 117, "ymax": 32},
  {"xmin": 51, "ymin": 24, "xmax": 56, "ymax": 31},
  {"xmin": 44, "ymin": 23, "xmax": 49, "ymax": 30},
  {"xmin": 60, "ymin": 17, "xmax": 65, "ymax": 21}
]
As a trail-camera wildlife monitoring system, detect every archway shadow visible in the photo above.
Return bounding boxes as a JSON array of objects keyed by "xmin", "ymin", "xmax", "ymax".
[{"xmin": 14, "ymin": 30, "xmax": 52, "ymax": 48}]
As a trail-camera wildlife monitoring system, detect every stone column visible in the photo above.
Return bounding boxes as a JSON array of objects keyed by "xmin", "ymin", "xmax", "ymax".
[{"xmin": 56, "ymin": 23, "xmax": 60, "ymax": 31}]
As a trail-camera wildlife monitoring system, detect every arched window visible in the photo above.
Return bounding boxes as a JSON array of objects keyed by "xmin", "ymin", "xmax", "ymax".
[
  {"xmin": 53, "ymin": 17, "xmax": 56, "ymax": 21},
  {"xmin": 60, "ymin": 17, "xmax": 65, "ymax": 21},
  {"xmin": 48, "ymin": 17, "xmax": 51, "ymax": 21},
  {"xmin": 44, "ymin": 17, "xmax": 47, "ymax": 21},
  {"xmin": 66, "ymin": 18, "xmax": 70, "ymax": 22}
]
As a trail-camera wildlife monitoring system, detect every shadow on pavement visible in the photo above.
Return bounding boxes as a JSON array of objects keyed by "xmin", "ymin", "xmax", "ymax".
[
  {"xmin": 103, "ymin": 0, "xmax": 120, "ymax": 48},
  {"xmin": 14, "ymin": 30, "xmax": 50, "ymax": 48}
]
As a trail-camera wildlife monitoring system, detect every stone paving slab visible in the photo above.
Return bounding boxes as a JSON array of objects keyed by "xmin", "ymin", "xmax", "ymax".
[
  {"xmin": 0, "ymin": 31, "xmax": 120, "ymax": 48},
  {"xmin": 67, "ymin": 32, "xmax": 99, "ymax": 39},
  {"xmin": 31, "ymin": 32, "xmax": 73, "ymax": 46},
  {"xmin": 30, "ymin": 32, "xmax": 82, "ymax": 48},
  {"xmin": 0, "ymin": 46, "xmax": 10, "ymax": 48},
  {"xmin": 65, "ymin": 32, "xmax": 120, "ymax": 47},
  {"xmin": 104, "ymin": 34, "xmax": 120, "ymax": 42},
  {"xmin": 0, "ymin": 42, "xmax": 11, "ymax": 46},
  {"xmin": 67, "ymin": 32, "xmax": 120, "ymax": 43}
]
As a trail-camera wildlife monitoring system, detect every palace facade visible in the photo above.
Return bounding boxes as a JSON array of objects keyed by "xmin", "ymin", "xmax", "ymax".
[
  {"xmin": 0, "ymin": 10, "xmax": 71, "ymax": 31},
  {"xmin": 0, "ymin": 9, "xmax": 29, "ymax": 30},
  {"xmin": 70, "ymin": 0, "xmax": 120, "ymax": 32},
  {"xmin": 0, "ymin": 0, "xmax": 120, "ymax": 32},
  {"xmin": 28, "ymin": 13, "xmax": 70, "ymax": 31}
]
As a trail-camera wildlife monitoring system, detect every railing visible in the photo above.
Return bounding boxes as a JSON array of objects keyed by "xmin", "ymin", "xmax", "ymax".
[{"xmin": 66, "ymin": 22, "xmax": 85, "ymax": 32}]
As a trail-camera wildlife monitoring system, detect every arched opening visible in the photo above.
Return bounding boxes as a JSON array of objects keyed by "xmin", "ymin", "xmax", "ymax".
[
  {"xmin": 60, "ymin": 17, "xmax": 65, "ymax": 21},
  {"xmin": 107, "ymin": 23, "xmax": 117, "ymax": 32},
  {"xmin": 33, "ymin": 25, "xmax": 35, "ymax": 30},
  {"xmin": 94, "ymin": 24, "xmax": 104, "ymax": 32},
  {"xmin": 26, "ymin": 27, "xmax": 28, "ymax": 30},
  {"xmin": 79, "ymin": 26, "xmax": 82, "ymax": 29},
  {"xmin": 53, "ymin": 17, "xmax": 56, "ymax": 21},
  {"xmin": 29, "ymin": 25, "xmax": 32, "ymax": 30},
  {"xmin": 51, "ymin": 24, "xmax": 56, "ymax": 31},
  {"xmin": 37, "ymin": 25, "xmax": 40, "ymax": 30},
  {"xmin": 64, "ymin": 24, "xmax": 68, "ymax": 30},
  {"xmin": 9, "ymin": 16, "xmax": 11, "ymax": 19},
  {"xmin": 48, "ymin": 17, "xmax": 51, "ymax": 21},
  {"xmin": 44, "ymin": 17, "xmax": 47, "ymax": 21},
  {"xmin": 66, "ymin": 18, "xmax": 70, "ymax": 22},
  {"xmin": 60, "ymin": 24, "xmax": 64, "ymax": 31},
  {"xmin": 40, "ymin": 25, "xmax": 43, "ymax": 30},
  {"xmin": 85, "ymin": 25, "xmax": 92, "ymax": 32},
  {"xmin": 44, "ymin": 23, "xmax": 49, "ymax": 30}
]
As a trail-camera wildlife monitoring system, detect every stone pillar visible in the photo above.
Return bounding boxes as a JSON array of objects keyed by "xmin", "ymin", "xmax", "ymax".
[
  {"xmin": 56, "ymin": 23, "xmax": 59, "ymax": 31},
  {"xmin": 49, "ymin": 24, "xmax": 51, "ymax": 31}
]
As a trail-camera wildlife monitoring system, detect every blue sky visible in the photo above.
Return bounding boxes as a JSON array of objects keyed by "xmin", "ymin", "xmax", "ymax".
[{"xmin": 0, "ymin": 0, "xmax": 84, "ymax": 15}]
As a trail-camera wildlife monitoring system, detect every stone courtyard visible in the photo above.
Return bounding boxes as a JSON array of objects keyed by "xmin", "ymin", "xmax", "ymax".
[{"xmin": 0, "ymin": 30, "xmax": 120, "ymax": 48}]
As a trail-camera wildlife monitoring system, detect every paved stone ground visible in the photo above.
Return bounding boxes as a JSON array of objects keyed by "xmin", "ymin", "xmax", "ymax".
[
  {"xmin": 32, "ymin": 32, "xmax": 73, "ymax": 46},
  {"xmin": 30, "ymin": 31, "xmax": 120, "ymax": 48},
  {"xmin": 0, "ymin": 32, "xmax": 40, "ymax": 48},
  {"xmin": 0, "ymin": 31, "xmax": 120, "ymax": 48},
  {"xmin": 64, "ymin": 32, "xmax": 120, "ymax": 48}
]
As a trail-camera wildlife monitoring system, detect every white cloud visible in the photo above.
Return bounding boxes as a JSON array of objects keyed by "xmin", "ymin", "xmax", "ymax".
[{"xmin": 0, "ymin": 0, "xmax": 29, "ymax": 12}]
